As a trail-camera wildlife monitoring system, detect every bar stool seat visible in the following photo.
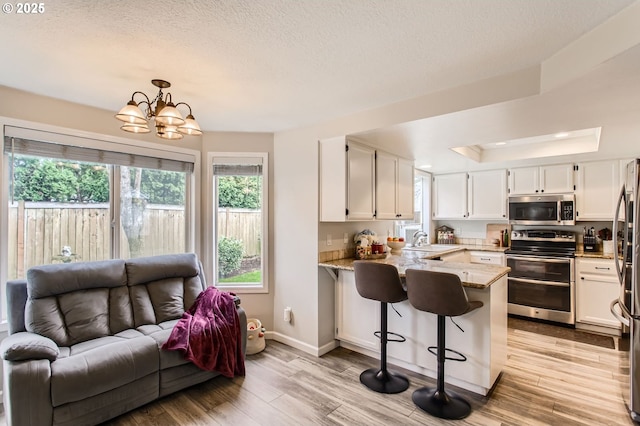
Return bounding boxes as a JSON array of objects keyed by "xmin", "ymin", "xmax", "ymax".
[
  {"xmin": 405, "ymin": 269, "xmax": 483, "ymax": 420},
  {"xmin": 353, "ymin": 261, "xmax": 410, "ymax": 394}
]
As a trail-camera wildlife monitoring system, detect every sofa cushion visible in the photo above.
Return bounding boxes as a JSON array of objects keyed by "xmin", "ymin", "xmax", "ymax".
[
  {"xmin": 126, "ymin": 253, "xmax": 204, "ymax": 327},
  {"xmin": 51, "ymin": 336, "xmax": 158, "ymax": 407},
  {"xmin": 25, "ymin": 259, "xmax": 133, "ymax": 346}
]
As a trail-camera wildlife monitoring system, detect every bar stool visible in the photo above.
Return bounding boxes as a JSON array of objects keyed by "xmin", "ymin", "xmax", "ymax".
[
  {"xmin": 405, "ymin": 269, "xmax": 483, "ymax": 420},
  {"xmin": 353, "ymin": 261, "xmax": 410, "ymax": 394}
]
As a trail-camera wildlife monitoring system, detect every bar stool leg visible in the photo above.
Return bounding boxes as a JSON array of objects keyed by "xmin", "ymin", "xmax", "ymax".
[
  {"xmin": 360, "ymin": 302, "xmax": 409, "ymax": 394},
  {"xmin": 412, "ymin": 315, "xmax": 472, "ymax": 420}
]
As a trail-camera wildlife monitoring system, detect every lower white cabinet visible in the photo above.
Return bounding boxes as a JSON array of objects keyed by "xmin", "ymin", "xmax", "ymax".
[
  {"xmin": 576, "ymin": 258, "xmax": 621, "ymax": 331},
  {"xmin": 335, "ymin": 270, "xmax": 379, "ymax": 350},
  {"xmin": 334, "ymin": 269, "xmax": 507, "ymax": 396}
]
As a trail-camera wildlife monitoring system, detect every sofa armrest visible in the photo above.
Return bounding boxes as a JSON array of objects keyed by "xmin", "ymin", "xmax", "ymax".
[{"xmin": 1, "ymin": 332, "xmax": 60, "ymax": 361}]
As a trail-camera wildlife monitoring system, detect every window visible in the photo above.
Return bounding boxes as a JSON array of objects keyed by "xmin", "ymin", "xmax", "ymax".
[
  {"xmin": 395, "ymin": 170, "xmax": 431, "ymax": 243},
  {"xmin": 1, "ymin": 124, "xmax": 197, "ymax": 319},
  {"xmin": 211, "ymin": 153, "xmax": 268, "ymax": 292}
]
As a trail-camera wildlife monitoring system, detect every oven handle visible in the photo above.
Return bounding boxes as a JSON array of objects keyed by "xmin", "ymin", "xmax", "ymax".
[
  {"xmin": 506, "ymin": 255, "xmax": 572, "ymax": 264},
  {"xmin": 508, "ymin": 277, "xmax": 571, "ymax": 287}
]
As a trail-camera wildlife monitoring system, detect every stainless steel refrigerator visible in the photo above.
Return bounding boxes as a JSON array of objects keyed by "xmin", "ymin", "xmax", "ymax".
[{"xmin": 612, "ymin": 158, "xmax": 640, "ymax": 422}]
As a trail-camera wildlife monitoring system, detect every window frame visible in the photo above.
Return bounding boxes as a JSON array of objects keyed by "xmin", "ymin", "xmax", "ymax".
[
  {"xmin": 206, "ymin": 152, "xmax": 269, "ymax": 294},
  {"xmin": 0, "ymin": 117, "xmax": 201, "ymax": 323}
]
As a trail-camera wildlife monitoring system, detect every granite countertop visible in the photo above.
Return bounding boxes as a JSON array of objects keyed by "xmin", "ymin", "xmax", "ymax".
[
  {"xmin": 575, "ymin": 249, "xmax": 620, "ymax": 260},
  {"xmin": 319, "ymin": 252, "xmax": 510, "ymax": 289}
]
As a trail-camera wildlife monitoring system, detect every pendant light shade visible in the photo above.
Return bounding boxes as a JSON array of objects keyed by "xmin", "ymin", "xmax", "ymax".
[
  {"xmin": 155, "ymin": 102, "xmax": 185, "ymax": 126},
  {"xmin": 177, "ymin": 114, "xmax": 203, "ymax": 135},
  {"xmin": 115, "ymin": 101, "xmax": 147, "ymax": 125},
  {"xmin": 120, "ymin": 123, "xmax": 151, "ymax": 133},
  {"xmin": 115, "ymin": 80, "xmax": 201, "ymax": 140}
]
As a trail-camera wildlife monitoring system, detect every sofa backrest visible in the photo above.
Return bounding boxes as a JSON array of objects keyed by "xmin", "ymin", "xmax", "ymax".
[
  {"xmin": 25, "ymin": 259, "xmax": 131, "ymax": 347},
  {"xmin": 125, "ymin": 253, "xmax": 205, "ymax": 327}
]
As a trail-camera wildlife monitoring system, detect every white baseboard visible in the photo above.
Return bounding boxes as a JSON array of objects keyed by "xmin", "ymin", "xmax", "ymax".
[{"xmin": 264, "ymin": 331, "xmax": 339, "ymax": 357}]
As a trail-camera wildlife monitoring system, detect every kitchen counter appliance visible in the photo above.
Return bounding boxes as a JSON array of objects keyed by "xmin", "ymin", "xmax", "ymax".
[
  {"xmin": 611, "ymin": 159, "xmax": 640, "ymax": 422},
  {"xmin": 506, "ymin": 229, "xmax": 576, "ymax": 325},
  {"xmin": 508, "ymin": 194, "xmax": 576, "ymax": 226}
]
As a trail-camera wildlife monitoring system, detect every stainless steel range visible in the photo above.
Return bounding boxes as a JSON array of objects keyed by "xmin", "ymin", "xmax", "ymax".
[{"xmin": 505, "ymin": 229, "xmax": 576, "ymax": 325}]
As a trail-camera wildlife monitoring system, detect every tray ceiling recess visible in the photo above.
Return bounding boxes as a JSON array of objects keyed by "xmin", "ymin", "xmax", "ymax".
[{"xmin": 451, "ymin": 127, "xmax": 601, "ymax": 163}]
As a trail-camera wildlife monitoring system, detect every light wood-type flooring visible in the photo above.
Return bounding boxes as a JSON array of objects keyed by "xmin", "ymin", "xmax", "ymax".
[{"xmin": 0, "ymin": 320, "xmax": 633, "ymax": 425}]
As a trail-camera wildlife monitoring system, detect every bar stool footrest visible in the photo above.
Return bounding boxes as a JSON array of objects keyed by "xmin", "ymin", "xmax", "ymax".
[
  {"xmin": 374, "ymin": 331, "xmax": 406, "ymax": 343},
  {"xmin": 427, "ymin": 346, "xmax": 467, "ymax": 362}
]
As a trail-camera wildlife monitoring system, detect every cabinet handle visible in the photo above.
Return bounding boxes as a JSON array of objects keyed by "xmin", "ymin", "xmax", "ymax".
[
  {"xmin": 581, "ymin": 277, "xmax": 584, "ymax": 280},
  {"xmin": 595, "ymin": 267, "xmax": 611, "ymax": 270},
  {"xmin": 480, "ymin": 258, "xmax": 491, "ymax": 261},
  {"xmin": 535, "ymin": 190, "xmax": 539, "ymax": 193},
  {"xmin": 541, "ymin": 189, "xmax": 544, "ymax": 193}
]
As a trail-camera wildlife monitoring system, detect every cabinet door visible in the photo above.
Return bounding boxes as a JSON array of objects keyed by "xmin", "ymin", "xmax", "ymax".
[
  {"xmin": 575, "ymin": 160, "xmax": 619, "ymax": 220},
  {"xmin": 375, "ymin": 151, "xmax": 398, "ymax": 220},
  {"xmin": 576, "ymin": 259, "xmax": 621, "ymax": 330},
  {"xmin": 508, "ymin": 167, "xmax": 539, "ymax": 195},
  {"xmin": 396, "ymin": 158, "xmax": 415, "ymax": 219},
  {"xmin": 347, "ymin": 143, "xmax": 376, "ymax": 220},
  {"xmin": 335, "ymin": 271, "xmax": 379, "ymax": 349},
  {"xmin": 468, "ymin": 170, "xmax": 507, "ymax": 219},
  {"xmin": 433, "ymin": 173, "xmax": 467, "ymax": 219},
  {"xmin": 540, "ymin": 164, "xmax": 574, "ymax": 194}
]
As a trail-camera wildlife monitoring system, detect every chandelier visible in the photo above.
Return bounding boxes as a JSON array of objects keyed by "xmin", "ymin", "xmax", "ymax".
[{"xmin": 115, "ymin": 79, "xmax": 202, "ymax": 140}]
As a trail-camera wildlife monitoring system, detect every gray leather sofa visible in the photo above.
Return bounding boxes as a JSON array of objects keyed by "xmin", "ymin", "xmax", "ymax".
[{"xmin": 1, "ymin": 253, "xmax": 247, "ymax": 426}]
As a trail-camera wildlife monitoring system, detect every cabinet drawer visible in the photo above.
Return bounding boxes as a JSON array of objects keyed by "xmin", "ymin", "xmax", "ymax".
[
  {"xmin": 469, "ymin": 251, "xmax": 504, "ymax": 266},
  {"xmin": 577, "ymin": 259, "xmax": 615, "ymax": 276}
]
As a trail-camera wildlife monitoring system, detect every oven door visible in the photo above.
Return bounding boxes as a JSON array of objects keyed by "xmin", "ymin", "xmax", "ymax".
[{"xmin": 507, "ymin": 255, "xmax": 575, "ymax": 324}]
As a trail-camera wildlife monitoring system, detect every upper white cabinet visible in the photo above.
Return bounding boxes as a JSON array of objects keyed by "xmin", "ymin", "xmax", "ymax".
[
  {"xmin": 319, "ymin": 137, "xmax": 413, "ymax": 222},
  {"xmin": 508, "ymin": 164, "xmax": 574, "ymax": 195},
  {"xmin": 575, "ymin": 160, "xmax": 619, "ymax": 221},
  {"xmin": 468, "ymin": 170, "xmax": 507, "ymax": 220},
  {"xmin": 433, "ymin": 173, "xmax": 468, "ymax": 219},
  {"xmin": 376, "ymin": 152, "xmax": 414, "ymax": 220},
  {"xmin": 319, "ymin": 137, "xmax": 375, "ymax": 221}
]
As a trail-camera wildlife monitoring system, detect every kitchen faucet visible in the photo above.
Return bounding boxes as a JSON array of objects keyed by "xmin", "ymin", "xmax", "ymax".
[{"xmin": 412, "ymin": 230, "xmax": 428, "ymax": 247}]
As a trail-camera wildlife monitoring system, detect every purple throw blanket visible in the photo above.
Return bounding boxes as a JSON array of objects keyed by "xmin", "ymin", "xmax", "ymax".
[{"xmin": 162, "ymin": 286, "xmax": 245, "ymax": 377}]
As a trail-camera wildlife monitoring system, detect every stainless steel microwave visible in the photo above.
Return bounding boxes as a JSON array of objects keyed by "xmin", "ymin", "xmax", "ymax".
[{"xmin": 508, "ymin": 194, "xmax": 576, "ymax": 225}]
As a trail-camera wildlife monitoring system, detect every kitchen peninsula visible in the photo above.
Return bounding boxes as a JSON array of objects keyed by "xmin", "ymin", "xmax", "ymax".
[{"xmin": 319, "ymin": 249, "xmax": 510, "ymax": 396}]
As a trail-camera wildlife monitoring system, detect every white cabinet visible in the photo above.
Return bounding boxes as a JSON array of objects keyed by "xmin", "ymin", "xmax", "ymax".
[
  {"xmin": 319, "ymin": 137, "xmax": 375, "ymax": 221},
  {"xmin": 468, "ymin": 170, "xmax": 507, "ymax": 220},
  {"xmin": 320, "ymin": 137, "xmax": 414, "ymax": 222},
  {"xmin": 508, "ymin": 164, "xmax": 574, "ymax": 195},
  {"xmin": 468, "ymin": 251, "xmax": 506, "ymax": 266},
  {"xmin": 575, "ymin": 160, "xmax": 619, "ymax": 221},
  {"xmin": 375, "ymin": 152, "xmax": 414, "ymax": 220},
  {"xmin": 433, "ymin": 173, "xmax": 468, "ymax": 219},
  {"xmin": 576, "ymin": 258, "xmax": 621, "ymax": 331},
  {"xmin": 335, "ymin": 270, "xmax": 379, "ymax": 349}
]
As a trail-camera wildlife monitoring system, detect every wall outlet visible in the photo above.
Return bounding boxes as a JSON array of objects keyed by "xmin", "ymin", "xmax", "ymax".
[
  {"xmin": 343, "ymin": 233, "xmax": 349, "ymax": 244},
  {"xmin": 326, "ymin": 234, "xmax": 332, "ymax": 246},
  {"xmin": 284, "ymin": 307, "xmax": 292, "ymax": 322}
]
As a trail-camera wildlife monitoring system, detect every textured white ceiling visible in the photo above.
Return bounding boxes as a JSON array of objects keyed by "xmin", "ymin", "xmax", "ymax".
[{"xmin": 0, "ymin": 0, "xmax": 635, "ymax": 132}]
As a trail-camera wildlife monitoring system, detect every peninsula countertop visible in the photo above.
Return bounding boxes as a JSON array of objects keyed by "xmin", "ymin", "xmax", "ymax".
[{"xmin": 319, "ymin": 251, "xmax": 510, "ymax": 289}]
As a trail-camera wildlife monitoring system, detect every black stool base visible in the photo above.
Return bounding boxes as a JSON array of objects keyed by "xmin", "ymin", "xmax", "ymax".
[
  {"xmin": 412, "ymin": 387, "xmax": 471, "ymax": 420},
  {"xmin": 360, "ymin": 368, "xmax": 409, "ymax": 394}
]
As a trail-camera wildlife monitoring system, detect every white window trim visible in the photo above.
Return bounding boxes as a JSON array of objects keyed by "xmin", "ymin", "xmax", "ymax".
[
  {"xmin": 206, "ymin": 152, "xmax": 269, "ymax": 294},
  {"xmin": 0, "ymin": 116, "xmax": 202, "ymax": 323}
]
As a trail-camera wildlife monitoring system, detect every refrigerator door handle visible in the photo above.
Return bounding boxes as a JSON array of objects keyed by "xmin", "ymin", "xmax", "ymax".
[
  {"xmin": 613, "ymin": 184, "xmax": 626, "ymax": 284},
  {"xmin": 611, "ymin": 299, "xmax": 630, "ymax": 327}
]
